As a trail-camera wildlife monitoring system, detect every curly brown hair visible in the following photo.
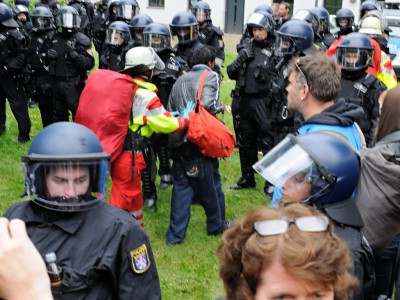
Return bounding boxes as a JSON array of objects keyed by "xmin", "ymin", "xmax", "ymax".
[{"xmin": 216, "ymin": 204, "xmax": 358, "ymax": 300}]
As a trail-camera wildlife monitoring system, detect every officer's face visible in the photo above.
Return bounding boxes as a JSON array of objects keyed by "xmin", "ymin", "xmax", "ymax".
[
  {"xmin": 113, "ymin": 33, "xmax": 124, "ymax": 45},
  {"xmin": 46, "ymin": 166, "xmax": 90, "ymax": 198},
  {"xmin": 338, "ymin": 18, "xmax": 349, "ymax": 28},
  {"xmin": 17, "ymin": 13, "xmax": 27, "ymax": 22},
  {"xmin": 345, "ymin": 52, "xmax": 359, "ymax": 66},
  {"xmin": 281, "ymin": 172, "xmax": 313, "ymax": 203},
  {"xmin": 252, "ymin": 27, "xmax": 268, "ymax": 41},
  {"xmin": 254, "ymin": 261, "xmax": 334, "ymax": 300}
]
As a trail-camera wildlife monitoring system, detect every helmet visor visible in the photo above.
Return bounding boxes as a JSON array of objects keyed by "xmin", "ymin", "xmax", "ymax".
[
  {"xmin": 115, "ymin": 4, "xmax": 139, "ymax": 20},
  {"xmin": 105, "ymin": 28, "xmax": 130, "ymax": 45},
  {"xmin": 275, "ymin": 34, "xmax": 303, "ymax": 57},
  {"xmin": 23, "ymin": 158, "xmax": 109, "ymax": 212},
  {"xmin": 336, "ymin": 47, "xmax": 371, "ymax": 70},
  {"xmin": 253, "ymin": 135, "xmax": 319, "ymax": 188},
  {"xmin": 57, "ymin": 13, "xmax": 81, "ymax": 28},
  {"xmin": 192, "ymin": 8, "xmax": 210, "ymax": 23},
  {"xmin": 32, "ymin": 16, "xmax": 53, "ymax": 30},
  {"xmin": 143, "ymin": 32, "xmax": 170, "ymax": 52}
]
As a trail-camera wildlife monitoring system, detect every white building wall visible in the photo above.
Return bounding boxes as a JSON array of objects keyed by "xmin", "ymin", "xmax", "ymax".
[{"xmin": 139, "ymin": 0, "xmax": 364, "ymax": 33}]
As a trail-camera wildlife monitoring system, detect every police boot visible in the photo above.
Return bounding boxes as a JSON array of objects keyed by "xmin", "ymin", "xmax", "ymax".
[
  {"xmin": 142, "ymin": 168, "xmax": 158, "ymax": 212},
  {"xmin": 158, "ymin": 144, "xmax": 172, "ymax": 189},
  {"xmin": 230, "ymin": 148, "xmax": 256, "ymax": 190}
]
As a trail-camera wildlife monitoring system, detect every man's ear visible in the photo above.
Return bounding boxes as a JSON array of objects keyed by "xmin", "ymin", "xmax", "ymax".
[{"xmin": 208, "ymin": 60, "xmax": 215, "ymax": 69}]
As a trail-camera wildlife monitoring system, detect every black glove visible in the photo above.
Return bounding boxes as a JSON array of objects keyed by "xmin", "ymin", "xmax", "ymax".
[
  {"xmin": 47, "ymin": 48, "xmax": 58, "ymax": 59},
  {"xmin": 66, "ymin": 40, "xmax": 79, "ymax": 60},
  {"xmin": 238, "ymin": 44, "xmax": 254, "ymax": 63}
]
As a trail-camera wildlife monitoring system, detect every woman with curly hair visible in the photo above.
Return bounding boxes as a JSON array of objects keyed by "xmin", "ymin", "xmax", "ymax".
[{"xmin": 216, "ymin": 204, "xmax": 358, "ymax": 300}]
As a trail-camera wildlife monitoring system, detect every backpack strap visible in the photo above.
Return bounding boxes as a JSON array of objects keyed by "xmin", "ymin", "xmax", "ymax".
[{"xmin": 195, "ymin": 70, "xmax": 211, "ymax": 112}]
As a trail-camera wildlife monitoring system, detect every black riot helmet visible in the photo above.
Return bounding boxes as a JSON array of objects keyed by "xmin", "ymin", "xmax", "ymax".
[
  {"xmin": 22, "ymin": 122, "xmax": 110, "ymax": 212},
  {"xmin": 56, "ymin": 5, "xmax": 81, "ymax": 31},
  {"xmin": 31, "ymin": 6, "xmax": 54, "ymax": 31},
  {"xmin": 360, "ymin": 0, "xmax": 382, "ymax": 19},
  {"xmin": 114, "ymin": 0, "xmax": 139, "ymax": 23},
  {"xmin": 254, "ymin": 4, "xmax": 273, "ymax": 15},
  {"xmin": 275, "ymin": 19, "xmax": 315, "ymax": 58},
  {"xmin": 105, "ymin": 20, "xmax": 131, "ymax": 46},
  {"xmin": 170, "ymin": 11, "xmax": 198, "ymax": 44},
  {"xmin": 129, "ymin": 13, "xmax": 153, "ymax": 43},
  {"xmin": 246, "ymin": 11, "xmax": 274, "ymax": 37},
  {"xmin": 14, "ymin": 0, "xmax": 29, "ymax": 6},
  {"xmin": 254, "ymin": 132, "xmax": 363, "ymax": 228},
  {"xmin": 292, "ymin": 9, "xmax": 319, "ymax": 37},
  {"xmin": 0, "ymin": 3, "xmax": 19, "ymax": 27},
  {"xmin": 335, "ymin": 8, "xmax": 354, "ymax": 35},
  {"xmin": 336, "ymin": 32, "xmax": 373, "ymax": 74},
  {"xmin": 191, "ymin": 1, "xmax": 211, "ymax": 25},
  {"xmin": 13, "ymin": 4, "xmax": 30, "ymax": 22},
  {"xmin": 143, "ymin": 22, "xmax": 172, "ymax": 53}
]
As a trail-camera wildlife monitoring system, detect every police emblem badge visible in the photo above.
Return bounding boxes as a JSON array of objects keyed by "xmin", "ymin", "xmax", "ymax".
[
  {"xmin": 130, "ymin": 244, "xmax": 150, "ymax": 273},
  {"xmin": 218, "ymin": 39, "xmax": 224, "ymax": 49}
]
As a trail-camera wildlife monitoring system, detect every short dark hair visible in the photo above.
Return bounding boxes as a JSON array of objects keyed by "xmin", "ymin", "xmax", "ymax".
[{"xmin": 189, "ymin": 45, "xmax": 216, "ymax": 67}]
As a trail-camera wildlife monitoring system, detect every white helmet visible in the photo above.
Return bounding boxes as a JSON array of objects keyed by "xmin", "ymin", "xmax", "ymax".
[
  {"xmin": 122, "ymin": 46, "xmax": 165, "ymax": 75},
  {"xmin": 358, "ymin": 15, "xmax": 384, "ymax": 37}
]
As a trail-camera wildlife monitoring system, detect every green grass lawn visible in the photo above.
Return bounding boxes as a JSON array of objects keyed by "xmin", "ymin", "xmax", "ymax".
[{"xmin": 0, "ymin": 51, "xmax": 270, "ymax": 299}]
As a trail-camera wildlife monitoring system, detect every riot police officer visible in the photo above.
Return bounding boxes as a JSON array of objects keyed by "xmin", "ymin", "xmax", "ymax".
[
  {"xmin": 67, "ymin": 0, "xmax": 95, "ymax": 39},
  {"xmin": 0, "ymin": 3, "xmax": 31, "ymax": 142},
  {"xmin": 129, "ymin": 13, "xmax": 153, "ymax": 47},
  {"xmin": 99, "ymin": 20, "xmax": 132, "ymax": 70},
  {"xmin": 13, "ymin": 4, "xmax": 32, "ymax": 41},
  {"xmin": 227, "ymin": 11, "xmax": 276, "ymax": 190},
  {"xmin": 27, "ymin": 6, "xmax": 56, "ymax": 127},
  {"xmin": 141, "ymin": 22, "xmax": 187, "ymax": 211},
  {"xmin": 271, "ymin": 19, "xmax": 316, "ymax": 147},
  {"xmin": 45, "ymin": 5, "xmax": 94, "ymax": 122},
  {"xmin": 292, "ymin": 9, "xmax": 323, "ymax": 51},
  {"xmin": 311, "ymin": 7, "xmax": 337, "ymax": 49},
  {"xmin": 170, "ymin": 11, "xmax": 203, "ymax": 63},
  {"xmin": 336, "ymin": 32, "xmax": 386, "ymax": 147},
  {"xmin": 335, "ymin": 8, "xmax": 355, "ymax": 37},
  {"xmin": 191, "ymin": 1, "xmax": 224, "ymax": 67},
  {"xmin": 4, "ymin": 121, "xmax": 162, "ymax": 299}
]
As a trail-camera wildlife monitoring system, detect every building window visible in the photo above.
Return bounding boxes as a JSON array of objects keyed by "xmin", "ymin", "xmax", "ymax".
[{"xmin": 149, "ymin": 0, "xmax": 164, "ymax": 7}]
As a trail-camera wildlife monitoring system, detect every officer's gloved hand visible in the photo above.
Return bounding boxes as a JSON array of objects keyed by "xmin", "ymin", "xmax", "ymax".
[
  {"xmin": 238, "ymin": 44, "xmax": 254, "ymax": 63},
  {"xmin": 47, "ymin": 48, "xmax": 58, "ymax": 59},
  {"xmin": 182, "ymin": 101, "xmax": 195, "ymax": 120},
  {"xmin": 66, "ymin": 40, "xmax": 79, "ymax": 60}
]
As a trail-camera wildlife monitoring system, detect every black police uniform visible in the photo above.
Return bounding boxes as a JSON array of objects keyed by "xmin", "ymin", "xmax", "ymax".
[
  {"xmin": 69, "ymin": 0, "xmax": 95, "ymax": 39},
  {"xmin": 47, "ymin": 31, "xmax": 94, "ymax": 122},
  {"xmin": 99, "ymin": 43, "xmax": 131, "ymax": 71},
  {"xmin": 270, "ymin": 57, "xmax": 295, "ymax": 147},
  {"xmin": 227, "ymin": 37, "xmax": 276, "ymax": 187},
  {"xmin": 339, "ymin": 72, "xmax": 386, "ymax": 147},
  {"xmin": 173, "ymin": 39, "xmax": 203, "ymax": 65},
  {"xmin": 27, "ymin": 28, "xmax": 55, "ymax": 127},
  {"xmin": 4, "ymin": 200, "xmax": 161, "ymax": 299},
  {"xmin": 197, "ymin": 21, "xmax": 225, "ymax": 63},
  {"xmin": 0, "ymin": 25, "xmax": 31, "ymax": 140},
  {"xmin": 141, "ymin": 50, "xmax": 187, "ymax": 208}
]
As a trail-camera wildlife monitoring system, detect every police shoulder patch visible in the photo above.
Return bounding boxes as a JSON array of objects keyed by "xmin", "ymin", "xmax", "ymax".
[{"xmin": 130, "ymin": 244, "xmax": 150, "ymax": 274}]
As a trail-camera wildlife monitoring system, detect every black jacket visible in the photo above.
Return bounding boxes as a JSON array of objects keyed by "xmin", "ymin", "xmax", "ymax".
[{"xmin": 4, "ymin": 201, "xmax": 161, "ymax": 300}]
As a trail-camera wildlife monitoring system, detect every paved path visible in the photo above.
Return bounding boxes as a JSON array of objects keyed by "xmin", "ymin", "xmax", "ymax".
[{"xmin": 223, "ymin": 33, "xmax": 241, "ymax": 53}]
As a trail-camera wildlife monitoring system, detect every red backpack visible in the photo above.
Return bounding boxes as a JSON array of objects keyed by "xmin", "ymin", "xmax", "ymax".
[
  {"xmin": 75, "ymin": 69, "xmax": 138, "ymax": 162},
  {"xmin": 186, "ymin": 70, "xmax": 236, "ymax": 158}
]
